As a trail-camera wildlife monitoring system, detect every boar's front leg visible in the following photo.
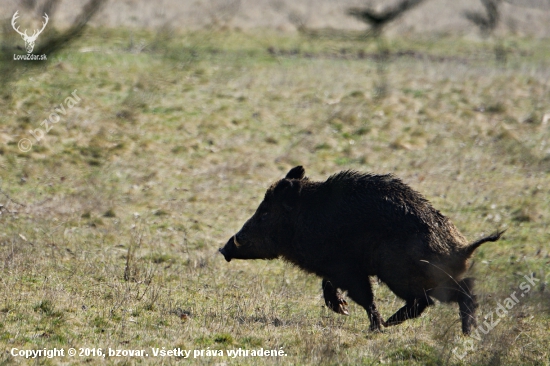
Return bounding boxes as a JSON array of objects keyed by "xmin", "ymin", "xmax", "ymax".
[
  {"xmin": 346, "ymin": 279, "xmax": 386, "ymax": 331},
  {"xmin": 322, "ymin": 279, "xmax": 349, "ymax": 315}
]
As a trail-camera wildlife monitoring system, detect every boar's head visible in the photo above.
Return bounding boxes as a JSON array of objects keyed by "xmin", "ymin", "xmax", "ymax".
[{"xmin": 219, "ymin": 166, "xmax": 305, "ymax": 262}]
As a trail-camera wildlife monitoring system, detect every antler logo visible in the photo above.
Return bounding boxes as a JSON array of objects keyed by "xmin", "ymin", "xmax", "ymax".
[{"xmin": 11, "ymin": 11, "xmax": 49, "ymax": 54}]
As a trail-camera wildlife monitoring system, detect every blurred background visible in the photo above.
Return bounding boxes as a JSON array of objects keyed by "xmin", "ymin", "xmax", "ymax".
[
  {"xmin": 1, "ymin": 0, "xmax": 550, "ymax": 35},
  {"xmin": 0, "ymin": 1, "xmax": 549, "ymax": 365}
]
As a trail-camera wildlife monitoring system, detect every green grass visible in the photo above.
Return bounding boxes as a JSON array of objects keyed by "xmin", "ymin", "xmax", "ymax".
[{"xmin": 0, "ymin": 28, "xmax": 549, "ymax": 365}]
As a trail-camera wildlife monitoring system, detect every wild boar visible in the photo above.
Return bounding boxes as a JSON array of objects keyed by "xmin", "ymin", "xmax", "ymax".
[{"xmin": 219, "ymin": 166, "xmax": 504, "ymax": 334}]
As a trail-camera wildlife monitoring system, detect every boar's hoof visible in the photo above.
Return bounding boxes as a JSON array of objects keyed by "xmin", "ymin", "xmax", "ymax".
[
  {"xmin": 331, "ymin": 297, "xmax": 349, "ymax": 316},
  {"xmin": 368, "ymin": 317, "xmax": 386, "ymax": 332},
  {"xmin": 325, "ymin": 298, "xmax": 349, "ymax": 315},
  {"xmin": 322, "ymin": 280, "xmax": 350, "ymax": 315},
  {"xmin": 369, "ymin": 324, "xmax": 384, "ymax": 332},
  {"xmin": 336, "ymin": 299, "xmax": 349, "ymax": 315},
  {"xmin": 367, "ymin": 304, "xmax": 386, "ymax": 331}
]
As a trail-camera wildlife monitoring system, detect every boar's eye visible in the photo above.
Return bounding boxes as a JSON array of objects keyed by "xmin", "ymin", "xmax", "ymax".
[{"xmin": 260, "ymin": 212, "xmax": 269, "ymax": 222}]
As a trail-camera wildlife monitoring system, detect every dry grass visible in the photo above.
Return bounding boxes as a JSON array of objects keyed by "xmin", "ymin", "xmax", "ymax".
[{"xmin": 0, "ymin": 28, "xmax": 549, "ymax": 364}]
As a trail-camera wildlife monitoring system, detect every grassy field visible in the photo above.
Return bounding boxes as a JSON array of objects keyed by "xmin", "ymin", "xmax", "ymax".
[{"xmin": 0, "ymin": 28, "xmax": 549, "ymax": 365}]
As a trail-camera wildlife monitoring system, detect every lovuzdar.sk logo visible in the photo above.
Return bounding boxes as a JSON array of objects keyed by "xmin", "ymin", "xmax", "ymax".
[{"xmin": 12, "ymin": 10, "xmax": 48, "ymax": 61}]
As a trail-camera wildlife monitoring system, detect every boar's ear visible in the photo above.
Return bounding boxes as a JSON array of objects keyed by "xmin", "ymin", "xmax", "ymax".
[
  {"xmin": 285, "ymin": 166, "xmax": 305, "ymax": 180},
  {"xmin": 273, "ymin": 179, "xmax": 302, "ymax": 211}
]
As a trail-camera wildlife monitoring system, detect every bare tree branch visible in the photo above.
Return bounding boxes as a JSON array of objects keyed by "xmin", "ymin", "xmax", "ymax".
[
  {"xmin": 40, "ymin": 0, "xmax": 61, "ymax": 19},
  {"xmin": 347, "ymin": 0, "xmax": 426, "ymax": 34},
  {"xmin": 1, "ymin": 0, "xmax": 107, "ymax": 94},
  {"xmin": 463, "ymin": 0, "xmax": 501, "ymax": 35},
  {"xmin": 35, "ymin": 0, "xmax": 107, "ymax": 55}
]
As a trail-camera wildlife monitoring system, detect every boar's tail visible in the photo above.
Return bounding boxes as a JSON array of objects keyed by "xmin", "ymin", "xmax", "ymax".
[{"xmin": 462, "ymin": 229, "xmax": 506, "ymax": 257}]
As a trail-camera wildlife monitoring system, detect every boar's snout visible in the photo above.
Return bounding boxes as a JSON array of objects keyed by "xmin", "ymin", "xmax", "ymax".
[
  {"xmin": 219, "ymin": 235, "xmax": 239, "ymax": 262},
  {"xmin": 219, "ymin": 247, "xmax": 232, "ymax": 262}
]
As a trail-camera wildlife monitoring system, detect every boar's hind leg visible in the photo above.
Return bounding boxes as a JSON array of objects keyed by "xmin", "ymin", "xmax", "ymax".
[
  {"xmin": 456, "ymin": 278, "xmax": 478, "ymax": 335},
  {"xmin": 346, "ymin": 280, "xmax": 385, "ymax": 331},
  {"xmin": 430, "ymin": 277, "xmax": 478, "ymax": 335},
  {"xmin": 384, "ymin": 296, "xmax": 434, "ymax": 327},
  {"xmin": 322, "ymin": 279, "xmax": 349, "ymax": 315}
]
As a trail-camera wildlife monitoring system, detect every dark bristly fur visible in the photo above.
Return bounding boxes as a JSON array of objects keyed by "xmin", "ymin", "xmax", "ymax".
[{"xmin": 219, "ymin": 166, "xmax": 504, "ymax": 334}]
